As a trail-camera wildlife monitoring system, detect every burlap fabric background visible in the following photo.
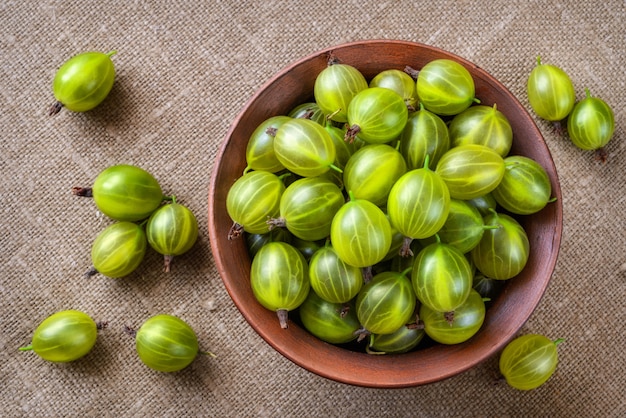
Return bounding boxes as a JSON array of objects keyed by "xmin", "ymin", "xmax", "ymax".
[{"xmin": 1, "ymin": 1, "xmax": 624, "ymax": 417}]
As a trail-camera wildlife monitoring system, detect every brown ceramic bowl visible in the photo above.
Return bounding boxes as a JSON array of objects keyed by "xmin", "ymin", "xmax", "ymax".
[{"xmin": 208, "ymin": 40, "xmax": 562, "ymax": 388}]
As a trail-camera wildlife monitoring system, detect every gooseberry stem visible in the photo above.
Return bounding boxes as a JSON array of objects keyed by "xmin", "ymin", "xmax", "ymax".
[
  {"xmin": 353, "ymin": 326, "xmax": 370, "ymax": 343},
  {"xmin": 328, "ymin": 163, "xmax": 343, "ymax": 173},
  {"xmin": 49, "ymin": 101, "xmax": 63, "ymax": 116},
  {"xmin": 277, "ymin": 309, "xmax": 289, "ymax": 329},
  {"xmin": 163, "ymin": 255, "xmax": 174, "ymax": 273},
  {"xmin": 266, "ymin": 217, "xmax": 286, "ymax": 230},
  {"xmin": 19, "ymin": 345, "xmax": 33, "ymax": 352},
  {"xmin": 404, "ymin": 65, "xmax": 419, "ymax": 79},
  {"xmin": 400, "ymin": 236, "xmax": 414, "ymax": 257},
  {"xmin": 362, "ymin": 266, "xmax": 373, "ymax": 283},
  {"xmin": 84, "ymin": 266, "xmax": 99, "ymax": 278},
  {"xmin": 399, "ymin": 266, "xmax": 413, "ymax": 278},
  {"xmin": 199, "ymin": 349, "xmax": 217, "ymax": 358},
  {"xmin": 553, "ymin": 338, "xmax": 565, "ymax": 346},
  {"xmin": 344, "ymin": 124, "xmax": 361, "ymax": 143},
  {"xmin": 72, "ymin": 186, "xmax": 93, "ymax": 198},
  {"xmin": 228, "ymin": 222, "xmax": 244, "ymax": 240}
]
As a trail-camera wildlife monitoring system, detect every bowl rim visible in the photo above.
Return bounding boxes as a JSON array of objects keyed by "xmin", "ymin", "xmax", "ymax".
[{"xmin": 209, "ymin": 39, "xmax": 563, "ymax": 388}]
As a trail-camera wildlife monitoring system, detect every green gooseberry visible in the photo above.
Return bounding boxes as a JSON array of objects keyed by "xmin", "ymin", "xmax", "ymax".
[
  {"xmin": 420, "ymin": 289, "xmax": 486, "ymax": 344},
  {"xmin": 250, "ymin": 242, "xmax": 310, "ymax": 329},
  {"xmin": 84, "ymin": 164, "xmax": 165, "ymax": 222},
  {"xmin": 330, "ymin": 194, "xmax": 392, "ymax": 268},
  {"xmin": 398, "ymin": 103, "xmax": 450, "ymax": 170},
  {"xmin": 369, "ymin": 68, "xmax": 418, "ymax": 109},
  {"xmin": 314, "ymin": 63, "xmax": 368, "ymax": 123},
  {"xmin": 527, "ymin": 56, "xmax": 575, "ymax": 121},
  {"xmin": 343, "ymin": 143, "xmax": 407, "ymax": 207},
  {"xmin": 416, "ymin": 59, "xmax": 476, "ymax": 116},
  {"xmin": 309, "ymin": 245, "xmax": 363, "ymax": 304},
  {"xmin": 146, "ymin": 200, "xmax": 199, "ymax": 272},
  {"xmin": 471, "ymin": 210, "xmax": 529, "ymax": 280},
  {"xmin": 356, "ymin": 268, "xmax": 416, "ymax": 335},
  {"xmin": 412, "ymin": 237, "xmax": 473, "ymax": 313},
  {"xmin": 435, "ymin": 144, "xmax": 505, "ymax": 200},
  {"xmin": 134, "ymin": 314, "xmax": 211, "ymax": 372},
  {"xmin": 19, "ymin": 310, "xmax": 99, "ymax": 363},
  {"xmin": 499, "ymin": 334, "xmax": 564, "ymax": 390},
  {"xmin": 567, "ymin": 89, "xmax": 615, "ymax": 152},
  {"xmin": 491, "ymin": 155, "xmax": 552, "ymax": 215},
  {"xmin": 88, "ymin": 221, "xmax": 147, "ymax": 279},
  {"xmin": 226, "ymin": 170, "xmax": 285, "ymax": 238},
  {"xmin": 50, "ymin": 51, "xmax": 117, "ymax": 115},
  {"xmin": 298, "ymin": 291, "xmax": 360, "ymax": 345},
  {"xmin": 345, "ymin": 87, "xmax": 409, "ymax": 144},
  {"xmin": 449, "ymin": 104, "xmax": 513, "ymax": 157},
  {"xmin": 245, "ymin": 115, "xmax": 291, "ymax": 173},
  {"xmin": 274, "ymin": 118, "xmax": 340, "ymax": 177}
]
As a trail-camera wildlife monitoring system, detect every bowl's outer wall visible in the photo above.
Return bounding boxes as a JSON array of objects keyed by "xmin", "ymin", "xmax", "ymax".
[{"xmin": 208, "ymin": 40, "xmax": 563, "ymax": 388}]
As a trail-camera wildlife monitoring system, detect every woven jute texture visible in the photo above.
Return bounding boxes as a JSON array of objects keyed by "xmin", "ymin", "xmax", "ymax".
[{"xmin": 1, "ymin": 1, "xmax": 624, "ymax": 417}]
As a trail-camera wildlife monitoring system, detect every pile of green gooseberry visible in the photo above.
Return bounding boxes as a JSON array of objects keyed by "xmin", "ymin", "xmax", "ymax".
[
  {"xmin": 527, "ymin": 56, "xmax": 615, "ymax": 161},
  {"xmin": 74, "ymin": 164, "xmax": 199, "ymax": 276},
  {"xmin": 227, "ymin": 56, "xmax": 565, "ymax": 389},
  {"xmin": 19, "ymin": 310, "xmax": 214, "ymax": 372},
  {"xmin": 20, "ymin": 51, "xmax": 212, "ymax": 373}
]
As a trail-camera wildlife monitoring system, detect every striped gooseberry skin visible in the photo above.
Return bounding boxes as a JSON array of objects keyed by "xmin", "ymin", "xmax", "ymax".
[
  {"xmin": 51, "ymin": 51, "xmax": 116, "ymax": 114},
  {"xmin": 399, "ymin": 105, "xmax": 450, "ymax": 170},
  {"xmin": 355, "ymin": 270, "xmax": 416, "ymax": 335},
  {"xmin": 309, "ymin": 245, "xmax": 363, "ymax": 304},
  {"xmin": 135, "ymin": 314, "xmax": 199, "ymax": 372},
  {"xmin": 370, "ymin": 322, "xmax": 425, "ymax": 354},
  {"xmin": 273, "ymin": 118, "xmax": 337, "ymax": 177},
  {"xmin": 567, "ymin": 90, "xmax": 615, "ymax": 151},
  {"xmin": 298, "ymin": 291, "xmax": 360, "ymax": 344},
  {"xmin": 423, "ymin": 199, "xmax": 492, "ymax": 254},
  {"xmin": 491, "ymin": 156, "xmax": 552, "ymax": 215},
  {"xmin": 449, "ymin": 104, "xmax": 513, "ymax": 157},
  {"xmin": 314, "ymin": 63, "xmax": 368, "ymax": 123},
  {"xmin": 527, "ymin": 57, "xmax": 575, "ymax": 121},
  {"xmin": 21, "ymin": 310, "xmax": 97, "ymax": 363},
  {"xmin": 146, "ymin": 202, "xmax": 199, "ymax": 272},
  {"xmin": 412, "ymin": 240, "xmax": 473, "ymax": 313},
  {"xmin": 343, "ymin": 144, "xmax": 407, "ymax": 207},
  {"xmin": 369, "ymin": 69, "xmax": 418, "ymax": 109},
  {"xmin": 471, "ymin": 211, "xmax": 529, "ymax": 280},
  {"xmin": 419, "ymin": 289, "xmax": 486, "ymax": 345},
  {"xmin": 272, "ymin": 177, "xmax": 345, "ymax": 241},
  {"xmin": 91, "ymin": 221, "xmax": 147, "ymax": 278},
  {"xmin": 499, "ymin": 334, "xmax": 562, "ymax": 390},
  {"xmin": 330, "ymin": 197, "xmax": 392, "ymax": 268},
  {"xmin": 387, "ymin": 165, "xmax": 450, "ymax": 241},
  {"xmin": 92, "ymin": 164, "xmax": 164, "ymax": 222},
  {"xmin": 245, "ymin": 115, "xmax": 290, "ymax": 173},
  {"xmin": 435, "ymin": 144, "xmax": 505, "ymax": 200},
  {"xmin": 250, "ymin": 242, "xmax": 310, "ymax": 329},
  {"xmin": 346, "ymin": 87, "xmax": 409, "ymax": 144},
  {"xmin": 226, "ymin": 170, "xmax": 285, "ymax": 235},
  {"xmin": 416, "ymin": 59, "xmax": 476, "ymax": 116}
]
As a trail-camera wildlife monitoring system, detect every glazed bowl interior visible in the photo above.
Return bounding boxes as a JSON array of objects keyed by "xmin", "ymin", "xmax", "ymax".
[{"xmin": 208, "ymin": 40, "xmax": 562, "ymax": 388}]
